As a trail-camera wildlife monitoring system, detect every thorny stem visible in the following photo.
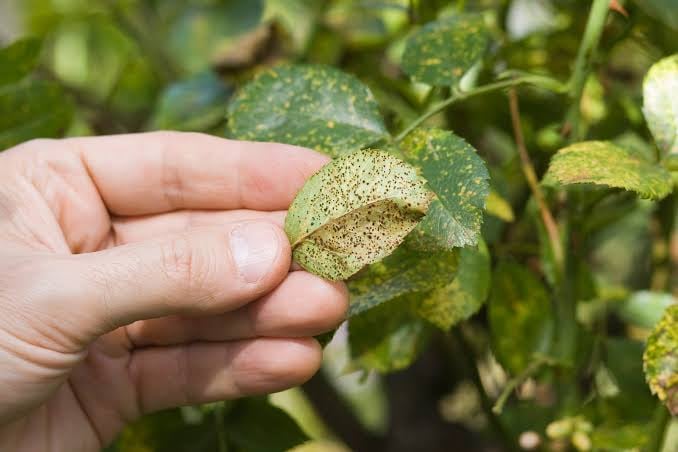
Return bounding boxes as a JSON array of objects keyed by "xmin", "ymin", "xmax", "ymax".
[
  {"xmin": 508, "ymin": 88, "xmax": 565, "ymax": 273},
  {"xmin": 492, "ymin": 355, "xmax": 552, "ymax": 415},
  {"xmin": 394, "ymin": 74, "xmax": 565, "ymax": 142},
  {"xmin": 565, "ymin": 0, "xmax": 609, "ymax": 141}
]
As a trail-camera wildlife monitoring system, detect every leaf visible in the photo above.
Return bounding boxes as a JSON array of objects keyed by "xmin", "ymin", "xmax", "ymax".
[
  {"xmin": 542, "ymin": 141, "xmax": 673, "ymax": 200},
  {"xmin": 643, "ymin": 304, "xmax": 678, "ymax": 415},
  {"xmin": 401, "ymin": 14, "xmax": 489, "ymax": 86},
  {"xmin": 401, "ymin": 128, "xmax": 490, "ymax": 249},
  {"xmin": 348, "ymin": 244, "xmax": 458, "ymax": 317},
  {"xmin": 0, "ymin": 38, "xmax": 42, "ymax": 87},
  {"xmin": 633, "ymin": 0, "xmax": 678, "ymax": 30},
  {"xmin": 485, "ymin": 190, "xmax": 515, "ymax": 222},
  {"xmin": 416, "ymin": 240, "xmax": 491, "ymax": 330},
  {"xmin": 285, "ymin": 148, "xmax": 433, "ymax": 281},
  {"xmin": 0, "ymin": 79, "xmax": 74, "ymax": 151},
  {"xmin": 617, "ymin": 291, "xmax": 676, "ymax": 330},
  {"xmin": 488, "ymin": 262, "xmax": 554, "ymax": 374},
  {"xmin": 591, "ymin": 423, "xmax": 649, "ymax": 451},
  {"xmin": 642, "ymin": 54, "xmax": 678, "ymax": 155},
  {"xmin": 150, "ymin": 71, "xmax": 232, "ymax": 132},
  {"xmin": 227, "ymin": 64, "xmax": 389, "ymax": 157},
  {"xmin": 349, "ymin": 294, "xmax": 433, "ymax": 373},
  {"xmin": 227, "ymin": 397, "xmax": 310, "ymax": 452}
]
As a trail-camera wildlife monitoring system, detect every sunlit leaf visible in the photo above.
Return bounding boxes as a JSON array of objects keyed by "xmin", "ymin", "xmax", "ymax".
[
  {"xmin": 485, "ymin": 190, "xmax": 515, "ymax": 222},
  {"xmin": 488, "ymin": 262, "xmax": 554, "ymax": 374},
  {"xmin": 228, "ymin": 64, "xmax": 389, "ymax": 156},
  {"xmin": 0, "ymin": 79, "xmax": 73, "ymax": 150},
  {"xmin": 150, "ymin": 71, "xmax": 232, "ymax": 132},
  {"xmin": 285, "ymin": 149, "xmax": 433, "ymax": 280},
  {"xmin": 401, "ymin": 13, "xmax": 489, "ymax": 86},
  {"xmin": 643, "ymin": 304, "xmax": 678, "ymax": 415},
  {"xmin": 617, "ymin": 291, "xmax": 676, "ymax": 330},
  {"xmin": 543, "ymin": 141, "xmax": 673, "ymax": 200},
  {"xmin": 643, "ymin": 53, "xmax": 678, "ymax": 155},
  {"xmin": 0, "ymin": 38, "xmax": 41, "ymax": 86},
  {"xmin": 416, "ymin": 240, "xmax": 490, "ymax": 330},
  {"xmin": 402, "ymin": 128, "xmax": 490, "ymax": 249}
]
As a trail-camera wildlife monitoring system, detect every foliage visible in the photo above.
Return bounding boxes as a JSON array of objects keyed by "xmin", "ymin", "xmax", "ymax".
[{"xmin": 2, "ymin": 0, "xmax": 678, "ymax": 450}]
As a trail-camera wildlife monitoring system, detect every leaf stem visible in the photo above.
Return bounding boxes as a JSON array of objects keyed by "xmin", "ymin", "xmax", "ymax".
[
  {"xmin": 215, "ymin": 402, "xmax": 229, "ymax": 452},
  {"xmin": 508, "ymin": 88, "xmax": 565, "ymax": 273},
  {"xmin": 394, "ymin": 74, "xmax": 565, "ymax": 142},
  {"xmin": 565, "ymin": 0, "xmax": 609, "ymax": 140},
  {"xmin": 492, "ymin": 355, "xmax": 551, "ymax": 415}
]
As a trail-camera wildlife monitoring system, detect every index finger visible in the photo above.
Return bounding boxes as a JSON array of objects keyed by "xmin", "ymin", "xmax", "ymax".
[{"xmin": 70, "ymin": 132, "xmax": 329, "ymax": 215}]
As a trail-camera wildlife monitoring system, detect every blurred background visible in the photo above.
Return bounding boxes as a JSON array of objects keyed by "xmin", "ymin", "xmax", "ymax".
[{"xmin": 0, "ymin": 1, "xmax": 677, "ymax": 451}]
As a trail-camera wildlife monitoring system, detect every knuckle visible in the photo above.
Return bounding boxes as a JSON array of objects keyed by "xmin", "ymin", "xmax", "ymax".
[{"xmin": 159, "ymin": 235, "xmax": 218, "ymax": 300}]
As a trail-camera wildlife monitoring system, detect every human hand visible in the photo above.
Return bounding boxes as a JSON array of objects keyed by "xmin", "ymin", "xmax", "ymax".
[{"xmin": 0, "ymin": 132, "xmax": 348, "ymax": 452}]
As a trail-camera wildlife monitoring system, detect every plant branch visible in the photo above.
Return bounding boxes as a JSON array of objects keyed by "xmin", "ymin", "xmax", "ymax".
[
  {"xmin": 565, "ymin": 0, "xmax": 609, "ymax": 140},
  {"xmin": 508, "ymin": 88, "xmax": 564, "ymax": 273},
  {"xmin": 394, "ymin": 74, "xmax": 565, "ymax": 142},
  {"xmin": 492, "ymin": 355, "xmax": 551, "ymax": 415}
]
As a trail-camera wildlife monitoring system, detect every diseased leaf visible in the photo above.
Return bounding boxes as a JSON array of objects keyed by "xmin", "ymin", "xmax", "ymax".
[
  {"xmin": 485, "ymin": 190, "xmax": 515, "ymax": 222},
  {"xmin": 416, "ymin": 240, "xmax": 490, "ymax": 330},
  {"xmin": 0, "ymin": 79, "xmax": 74, "ymax": 151},
  {"xmin": 402, "ymin": 128, "xmax": 490, "ymax": 249},
  {"xmin": 227, "ymin": 397, "xmax": 310, "ymax": 452},
  {"xmin": 348, "ymin": 244, "xmax": 458, "ymax": 317},
  {"xmin": 642, "ymin": 54, "xmax": 678, "ymax": 155},
  {"xmin": 643, "ymin": 304, "xmax": 678, "ymax": 415},
  {"xmin": 543, "ymin": 141, "xmax": 673, "ymax": 200},
  {"xmin": 349, "ymin": 294, "xmax": 433, "ymax": 373},
  {"xmin": 285, "ymin": 149, "xmax": 433, "ymax": 281},
  {"xmin": 401, "ymin": 14, "xmax": 489, "ymax": 86},
  {"xmin": 0, "ymin": 38, "xmax": 42, "ymax": 87},
  {"xmin": 150, "ymin": 71, "xmax": 232, "ymax": 132},
  {"xmin": 488, "ymin": 262, "xmax": 554, "ymax": 374},
  {"xmin": 228, "ymin": 64, "xmax": 389, "ymax": 156}
]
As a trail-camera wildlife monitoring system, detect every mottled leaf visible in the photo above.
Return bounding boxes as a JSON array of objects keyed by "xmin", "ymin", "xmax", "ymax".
[
  {"xmin": 150, "ymin": 71, "xmax": 232, "ymax": 132},
  {"xmin": 643, "ymin": 304, "xmax": 678, "ymax": 414},
  {"xmin": 617, "ymin": 291, "xmax": 675, "ymax": 330},
  {"xmin": 643, "ymin": 54, "xmax": 678, "ymax": 155},
  {"xmin": 285, "ymin": 149, "xmax": 433, "ymax": 281},
  {"xmin": 485, "ymin": 190, "xmax": 515, "ymax": 222},
  {"xmin": 543, "ymin": 141, "xmax": 673, "ymax": 200},
  {"xmin": 227, "ymin": 397, "xmax": 310, "ymax": 452},
  {"xmin": 0, "ymin": 38, "xmax": 41, "ymax": 87},
  {"xmin": 348, "ymin": 244, "xmax": 458, "ymax": 317},
  {"xmin": 488, "ymin": 262, "xmax": 554, "ymax": 374},
  {"xmin": 416, "ymin": 240, "xmax": 490, "ymax": 330},
  {"xmin": 349, "ymin": 294, "xmax": 433, "ymax": 373},
  {"xmin": 0, "ymin": 79, "xmax": 73, "ymax": 151},
  {"xmin": 402, "ymin": 128, "xmax": 490, "ymax": 249},
  {"xmin": 228, "ymin": 64, "xmax": 389, "ymax": 156},
  {"xmin": 401, "ymin": 14, "xmax": 489, "ymax": 86}
]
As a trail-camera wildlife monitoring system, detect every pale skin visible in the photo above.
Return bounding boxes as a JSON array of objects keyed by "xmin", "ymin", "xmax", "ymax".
[{"xmin": 0, "ymin": 132, "xmax": 348, "ymax": 452}]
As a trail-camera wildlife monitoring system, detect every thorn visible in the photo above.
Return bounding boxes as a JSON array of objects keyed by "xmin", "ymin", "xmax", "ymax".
[{"xmin": 609, "ymin": 0, "xmax": 628, "ymax": 17}]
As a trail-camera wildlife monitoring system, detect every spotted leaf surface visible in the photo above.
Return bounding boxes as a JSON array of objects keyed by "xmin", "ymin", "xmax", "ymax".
[
  {"xmin": 416, "ymin": 240, "xmax": 490, "ymax": 330},
  {"xmin": 285, "ymin": 149, "xmax": 433, "ymax": 281},
  {"xmin": 228, "ymin": 64, "xmax": 389, "ymax": 156},
  {"xmin": 402, "ymin": 128, "xmax": 490, "ymax": 249},
  {"xmin": 402, "ymin": 14, "xmax": 489, "ymax": 86},
  {"xmin": 543, "ymin": 141, "xmax": 673, "ymax": 200},
  {"xmin": 488, "ymin": 262, "xmax": 554, "ymax": 375},
  {"xmin": 643, "ymin": 304, "xmax": 678, "ymax": 415},
  {"xmin": 643, "ymin": 54, "xmax": 678, "ymax": 155},
  {"xmin": 0, "ymin": 38, "xmax": 41, "ymax": 87}
]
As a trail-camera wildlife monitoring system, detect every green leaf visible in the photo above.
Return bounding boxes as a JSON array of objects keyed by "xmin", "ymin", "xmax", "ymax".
[
  {"xmin": 349, "ymin": 294, "xmax": 433, "ymax": 373},
  {"xmin": 416, "ymin": 240, "xmax": 491, "ymax": 330},
  {"xmin": 643, "ymin": 54, "xmax": 678, "ymax": 155},
  {"xmin": 0, "ymin": 79, "xmax": 74, "ymax": 151},
  {"xmin": 485, "ymin": 190, "xmax": 515, "ymax": 222},
  {"xmin": 617, "ymin": 291, "xmax": 676, "ymax": 330},
  {"xmin": 348, "ymin": 244, "xmax": 458, "ymax": 317},
  {"xmin": 402, "ymin": 128, "xmax": 490, "ymax": 249},
  {"xmin": 285, "ymin": 148, "xmax": 433, "ymax": 281},
  {"xmin": 643, "ymin": 304, "xmax": 678, "ymax": 415},
  {"xmin": 488, "ymin": 262, "xmax": 554, "ymax": 374},
  {"xmin": 543, "ymin": 141, "xmax": 673, "ymax": 200},
  {"xmin": 228, "ymin": 64, "xmax": 389, "ymax": 157},
  {"xmin": 634, "ymin": 0, "xmax": 678, "ymax": 30},
  {"xmin": 591, "ymin": 423, "xmax": 649, "ymax": 451},
  {"xmin": 0, "ymin": 38, "xmax": 42, "ymax": 87},
  {"xmin": 150, "ymin": 71, "xmax": 232, "ymax": 132},
  {"xmin": 227, "ymin": 397, "xmax": 310, "ymax": 452},
  {"xmin": 401, "ymin": 14, "xmax": 489, "ymax": 86}
]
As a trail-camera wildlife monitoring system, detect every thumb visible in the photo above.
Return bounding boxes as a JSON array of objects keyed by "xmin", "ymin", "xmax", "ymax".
[{"xmin": 54, "ymin": 221, "xmax": 291, "ymax": 342}]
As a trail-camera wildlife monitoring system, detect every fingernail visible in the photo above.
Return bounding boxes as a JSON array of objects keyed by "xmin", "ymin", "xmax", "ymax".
[{"xmin": 230, "ymin": 223, "xmax": 280, "ymax": 283}]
